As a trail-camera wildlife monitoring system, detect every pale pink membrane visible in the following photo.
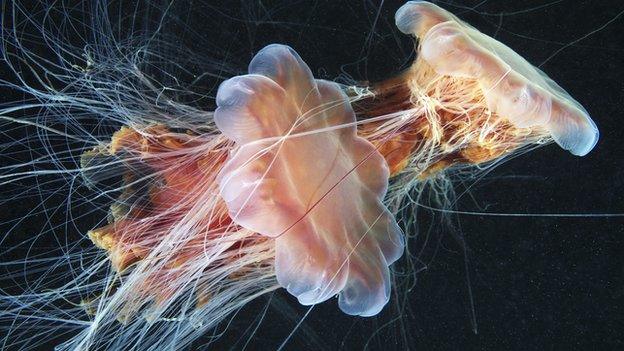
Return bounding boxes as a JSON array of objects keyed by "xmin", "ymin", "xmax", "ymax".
[
  {"xmin": 395, "ymin": 1, "xmax": 599, "ymax": 156},
  {"xmin": 214, "ymin": 44, "xmax": 404, "ymax": 316}
]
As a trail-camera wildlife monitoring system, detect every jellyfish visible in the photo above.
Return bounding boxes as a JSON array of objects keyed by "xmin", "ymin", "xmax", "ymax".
[{"xmin": 0, "ymin": 1, "xmax": 600, "ymax": 350}]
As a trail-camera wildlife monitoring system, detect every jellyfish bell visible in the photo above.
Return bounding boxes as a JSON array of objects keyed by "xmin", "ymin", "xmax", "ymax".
[
  {"xmin": 380, "ymin": 1, "xmax": 598, "ymax": 165},
  {"xmin": 215, "ymin": 44, "xmax": 404, "ymax": 316}
]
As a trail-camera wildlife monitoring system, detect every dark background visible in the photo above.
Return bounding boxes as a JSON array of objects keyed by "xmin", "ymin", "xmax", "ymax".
[{"xmin": 1, "ymin": 0, "xmax": 623, "ymax": 350}]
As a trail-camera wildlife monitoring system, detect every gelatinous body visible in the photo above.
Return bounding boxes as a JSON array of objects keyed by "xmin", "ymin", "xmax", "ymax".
[
  {"xmin": 215, "ymin": 45, "xmax": 404, "ymax": 316},
  {"xmin": 354, "ymin": 1, "xmax": 598, "ymax": 193},
  {"xmin": 393, "ymin": 1, "xmax": 598, "ymax": 156}
]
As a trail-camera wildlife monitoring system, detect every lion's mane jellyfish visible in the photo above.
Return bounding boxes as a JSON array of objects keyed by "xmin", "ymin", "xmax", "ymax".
[
  {"xmin": 1, "ymin": 1, "xmax": 599, "ymax": 350},
  {"xmin": 84, "ymin": 0, "xmax": 599, "ymax": 328}
]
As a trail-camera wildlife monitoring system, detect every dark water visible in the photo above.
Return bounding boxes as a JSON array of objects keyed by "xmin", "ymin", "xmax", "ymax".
[{"xmin": 1, "ymin": 0, "xmax": 623, "ymax": 350}]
